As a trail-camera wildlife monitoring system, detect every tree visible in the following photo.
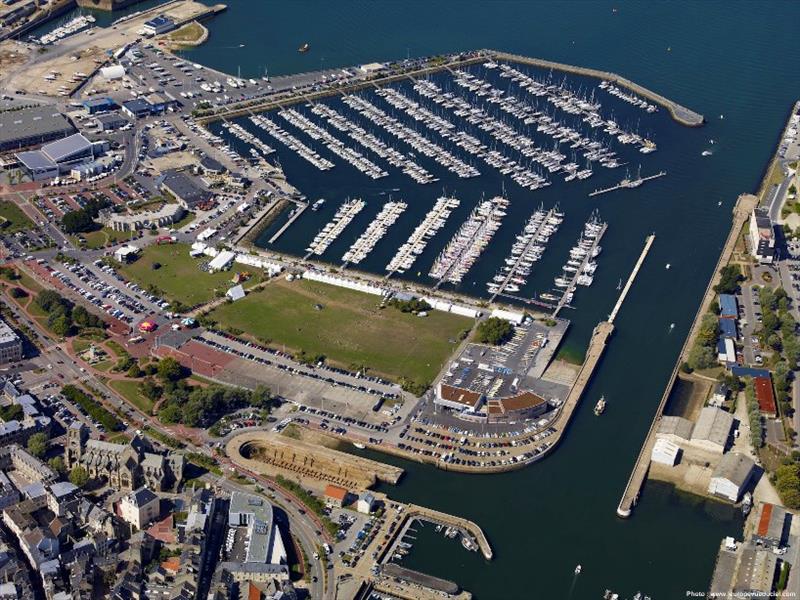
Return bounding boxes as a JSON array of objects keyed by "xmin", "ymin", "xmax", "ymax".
[
  {"xmin": 696, "ymin": 313, "xmax": 720, "ymax": 346},
  {"xmin": 48, "ymin": 456, "xmax": 66, "ymax": 474},
  {"xmin": 713, "ymin": 265, "xmax": 743, "ymax": 294},
  {"xmin": 157, "ymin": 357, "xmax": 183, "ymax": 382},
  {"xmin": 69, "ymin": 466, "xmax": 90, "ymax": 488},
  {"xmin": 26, "ymin": 432, "xmax": 48, "ymax": 458},
  {"xmin": 475, "ymin": 317, "xmax": 514, "ymax": 345},
  {"xmin": 9, "ymin": 287, "xmax": 27, "ymax": 299},
  {"xmin": 687, "ymin": 344, "xmax": 717, "ymax": 371}
]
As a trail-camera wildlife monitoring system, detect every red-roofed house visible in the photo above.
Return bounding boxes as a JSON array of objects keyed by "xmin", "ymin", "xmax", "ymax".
[
  {"xmin": 324, "ymin": 484, "xmax": 349, "ymax": 508},
  {"xmin": 754, "ymin": 376, "xmax": 777, "ymax": 417}
]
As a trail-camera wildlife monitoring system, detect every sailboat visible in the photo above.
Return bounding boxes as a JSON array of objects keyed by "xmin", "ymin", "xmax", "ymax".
[{"xmin": 594, "ymin": 396, "xmax": 606, "ymax": 415}]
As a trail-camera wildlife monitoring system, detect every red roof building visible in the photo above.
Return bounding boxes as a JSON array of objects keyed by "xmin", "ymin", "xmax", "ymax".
[
  {"xmin": 754, "ymin": 376, "xmax": 777, "ymax": 417},
  {"xmin": 324, "ymin": 484, "xmax": 349, "ymax": 507}
]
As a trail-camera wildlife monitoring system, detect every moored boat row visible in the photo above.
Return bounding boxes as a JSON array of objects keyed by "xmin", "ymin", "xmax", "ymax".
[
  {"xmin": 306, "ymin": 198, "xmax": 365, "ymax": 255},
  {"xmin": 342, "ymin": 201, "xmax": 407, "ymax": 264},
  {"xmin": 385, "ymin": 196, "xmax": 460, "ymax": 274}
]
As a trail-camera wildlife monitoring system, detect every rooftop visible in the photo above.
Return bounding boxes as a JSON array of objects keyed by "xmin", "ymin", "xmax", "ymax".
[
  {"xmin": 713, "ymin": 452, "xmax": 755, "ymax": 487},
  {"xmin": 324, "ymin": 484, "xmax": 348, "ymax": 501},
  {"xmin": 691, "ymin": 406, "xmax": 734, "ymax": 448},
  {"xmin": 0, "ymin": 105, "xmax": 74, "ymax": 147}
]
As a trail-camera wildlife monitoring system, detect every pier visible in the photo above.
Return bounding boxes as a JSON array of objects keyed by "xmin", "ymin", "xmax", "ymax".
[
  {"xmin": 609, "ymin": 234, "xmax": 655, "ymax": 323},
  {"xmin": 552, "ymin": 221, "xmax": 607, "ymax": 317},
  {"xmin": 589, "ymin": 170, "xmax": 667, "ymax": 197},
  {"xmin": 267, "ymin": 202, "xmax": 308, "ymax": 244},
  {"xmin": 616, "ymin": 195, "xmax": 756, "ymax": 518}
]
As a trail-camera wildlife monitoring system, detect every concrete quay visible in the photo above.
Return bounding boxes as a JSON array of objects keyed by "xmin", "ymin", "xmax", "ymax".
[
  {"xmin": 616, "ymin": 194, "xmax": 757, "ymax": 518},
  {"xmin": 491, "ymin": 50, "xmax": 704, "ymax": 127}
]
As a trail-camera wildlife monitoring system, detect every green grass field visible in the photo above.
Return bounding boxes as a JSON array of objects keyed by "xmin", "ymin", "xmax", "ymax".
[
  {"xmin": 118, "ymin": 243, "xmax": 239, "ymax": 306},
  {"xmin": 74, "ymin": 228, "xmax": 136, "ymax": 250},
  {"xmin": 208, "ymin": 279, "xmax": 472, "ymax": 385},
  {"xmin": 109, "ymin": 379, "xmax": 154, "ymax": 413},
  {"xmin": 0, "ymin": 201, "xmax": 33, "ymax": 233}
]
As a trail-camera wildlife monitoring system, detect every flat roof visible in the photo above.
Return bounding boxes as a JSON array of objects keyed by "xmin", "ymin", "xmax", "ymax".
[
  {"xmin": 161, "ymin": 169, "xmax": 213, "ymax": 206},
  {"xmin": 0, "ymin": 105, "xmax": 74, "ymax": 147},
  {"xmin": 754, "ymin": 376, "xmax": 777, "ymax": 414},
  {"xmin": 0, "ymin": 318, "xmax": 19, "ymax": 345}
]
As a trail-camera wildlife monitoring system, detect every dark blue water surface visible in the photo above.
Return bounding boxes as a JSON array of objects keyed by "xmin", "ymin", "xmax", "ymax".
[{"xmin": 57, "ymin": 2, "xmax": 800, "ymax": 598}]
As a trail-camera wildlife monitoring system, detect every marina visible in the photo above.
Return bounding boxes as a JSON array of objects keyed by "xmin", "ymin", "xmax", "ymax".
[
  {"xmin": 551, "ymin": 212, "xmax": 607, "ymax": 316},
  {"xmin": 385, "ymin": 196, "xmax": 460, "ymax": 276},
  {"xmin": 249, "ymin": 114, "xmax": 335, "ymax": 170},
  {"xmin": 342, "ymin": 200, "xmax": 407, "ymax": 265},
  {"xmin": 487, "ymin": 205, "xmax": 563, "ymax": 300},
  {"xmin": 35, "ymin": 14, "xmax": 95, "ymax": 46},
  {"xmin": 305, "ymin": 198, "xmax": 366, "ymax": 257},
  {"xmin": 428, "ymin": 195, "xmax": 507, "ymax": 287}
]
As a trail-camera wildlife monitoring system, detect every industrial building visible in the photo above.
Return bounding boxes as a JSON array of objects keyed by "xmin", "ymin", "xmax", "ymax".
[
  {"xmin": 749, "ymin": 207, "xmax": 775, "ymax": 264},
  {"xmin": 753, "ymin": 503, "xmax": 789, "ymax": 549},
  {"xmin": 708, "ymin": 452, "xmax": 755, "ymax": 502},
  {"xmin": 689, "ymin": 406, "xmax": 735, "ymax": 454},
  {"xmin": 656, "ymin": 415, "xmax": 694, "ymax": 444},
  {"xmin": 159, "ymin": 169, "xmax": 214, "ymax": 209},
  {"xmin": 0, "ymin": 319, "xmax": 22, "ymax": 364},
  {"xmin": 651, "ymin": 438, "xmax": 681, "ymax": 466},
  {"xmin": 16, "ymin": 133, "xmax": 107, "ymax": 181},
  {"xmin": 82, "ymin": 97, "xmax": 117, "ymax": 114},
  {"xmin": 0, "ymin": 105, "xmax": 75, "ymax": 152},
  {"xmin": 141, "ymin": 14, "xmax": 175, "ymax": 36},
  {"xmin": 96, "ymin": 113, "xmax": 128, "ymax": 132}
]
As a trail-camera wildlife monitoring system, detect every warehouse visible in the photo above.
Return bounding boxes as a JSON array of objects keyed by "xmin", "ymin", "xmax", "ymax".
[
  {"xmin": 651, "ymin": 438, "xmax": 681, "ymax": 466},
  {"xmin": 82, "ymin": 97, "xmax": 117, "ymax": 114},
  {"xmin": 121, "ymin": 98, "xmax": 152, "ymax": 120},
  {"xmin": 656, "ymin": 415, "xmax": 693, "ymax": 444},
  {"xmin": 96, "ymin": 113, "xmax": 128, "ymax": 132},
  {"xmin": 16, "ymin": 133, "xmax": 104, "ymax": 181},
  {"xmin": 708, "ymin": 452, "xmax": 755, "ymax": 502},
  {"xmin": 0, "ymin": 105, "xmax": 75, "ymax": 152},
  {"xmin": 160, "ymin": 169, "xmax": 214, "ymax": 209},
  {"xmin": 689, "ymin": 406, "xmax": 734, "ymax": 454}
]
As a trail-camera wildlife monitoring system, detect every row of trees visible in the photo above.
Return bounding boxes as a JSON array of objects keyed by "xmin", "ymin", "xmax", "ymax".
[
  {"xmin": 36, "ymin": 290, "xmax": 105, "ymax": 337},
  {"xmin": 744, "ymin": 377, "xmax": 764, "ymax": 450},
  {"xmin": 686, "ymin": 313, "xmax": 720, "ymax": 371},
  {"xmin": 774, "ymin": 455, "xmax": 800, "ymax": 509}
]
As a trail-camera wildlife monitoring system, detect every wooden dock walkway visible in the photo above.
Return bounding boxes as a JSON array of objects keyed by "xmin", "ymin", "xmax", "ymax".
[
  {"xmin": 588, "ymin": 171, "xmax": 667, "ymax": 197},
  {"xmin": 609, "ymin": 234, "xmax": 655, "ymax": 324},
  {"xmin": 268, "ymin": 202, "xmax": 308, "ymax": 244}
]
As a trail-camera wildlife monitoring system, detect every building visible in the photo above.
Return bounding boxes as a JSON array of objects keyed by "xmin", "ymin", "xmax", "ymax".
[
  {"xmin": 16, "ymin": 133, "xmax": 105, "ymax": 181},
  {"xmin": 82, "ymin": 97, "xmax": 117, "ymax": 114},
  {"xmin": 753, "ymin": 503, "xmax": 789, "ymax": 549},
  {"xmin": 65, "ymin": 424, "xmax": 183, "ymax": 492},
  {"xmin": 324, "ymin": 484, "xmax": 348, "ymax": 508},
  {"xmin": 708, "ymin": 452, "xmax": 755, "ymax": 502},
  {"xmin": 735, "ymin": 548, "xmax": 778, "ymax": 595},
  {"xmin": 96, "ymin": 113, "xmax": 128, "ymax": 132},
  {"xmin": 749, "ymin": 207, "xmax": 775, "ymax": 264},
  {"xmin": 0, "ymin": 319, "xmax": 22, "ymax": 364},
  {"xmin": 690, "ymin": 407, "xmax": 735, "ymax": 454},
  {"xmin": 0, "ymin": 105, "xmax": 75, "ymax": 152},
  {"xmin": 119, "ymin": 487, "xmax": 160, "ymax": 530},
  {"xmin": 227, "ymin": 491, "xmax": 286, "ymax": 567},
  {"xmin": 718, "ymin": 294, "xmax": 738, "ymax": 319},
  {"xmin": 719, "ymin": 317, "xmax": 737, "ymax": 340},
  {"xmin": 651, "ymin": 438, "xmax": 681, "ymax": 467},
  {"xmin": 160, "ymin": 169, "xmax": 214, "ymax": 209},
  {"xmin": 141, "ymin": 15, "xmax": 175, "ymax": 36},
  {"xmin": 113, "ymin": 245, "xmax": 140, "ymax": 263},
  {"xmin": 435, "ymin": 383, "xmax": 484, "ymax": 413},
  {"xmin": 753, "ymin": 376, "xmax": 777, "ymax": 417},
  {"xmin": 717, "ymin": 337, "xmax": 736, "ymax": 365},
  {"xmin": 99, "ymin": 202, "xmax": 184, "ymax": 232},
  {"xmin": 356, "ymin": 492, "xmax": 375, "ymax": 514},
  {"xmin": 656, "ymin": 416, "xmax": 693, "ymax": 444},
  {"xmin": 121, "ymin": 98, "xmax": 152, "ymax": 120},
  {"xmin": 200, "ymin": 155, "xmax": 225, "ymax": 175},
  {"xmin": 709, "ymin": 382, "xmax": 730, "ymax": 407}
]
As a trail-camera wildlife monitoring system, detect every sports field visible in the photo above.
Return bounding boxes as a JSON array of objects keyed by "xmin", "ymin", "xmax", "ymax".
[
  {"xmin": 118, "ymin": 242, "xmax": 242, "ymax": 306},
  {"xmin": 208, "ymin": 278, "xmax": 473, "ymax": 385}
]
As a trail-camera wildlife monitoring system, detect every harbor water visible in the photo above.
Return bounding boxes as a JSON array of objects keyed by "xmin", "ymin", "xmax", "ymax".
[{"xmin": 46, "ymin": 1, "xmax": 800, "ymax": 597}]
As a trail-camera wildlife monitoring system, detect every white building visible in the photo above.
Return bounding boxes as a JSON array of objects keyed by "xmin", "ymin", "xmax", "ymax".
[
  {"xmin": 651, "ymin": 438, "xmax": 681, "ymax": 466},
  {"xmin": 113, "ymin": 245, "xmax": 140, "ymax": 263},
  {"xmin": 119, "ymin": 487, "xmax": 160, "ymax": 530},
  {"xmin": 100, "ymin": 65, "xmax": 125, "ymax": 80},
  {"xmin": 708, "ymin": 453, "xmax": 755, "ymax": 502},
  {"xmin": 226, "ymin": 284, "xmax": 245, "ymax": 301},
  {"xmin": 356, "ymin": 492, "xmax": 376, "ymax": 514},
  {"xmin": 748, "ymin": 207, "xmax": 775, "ymax": 264}
]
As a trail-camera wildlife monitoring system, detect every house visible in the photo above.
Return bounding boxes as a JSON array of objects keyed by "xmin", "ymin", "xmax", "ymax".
[
  {"xmin": 718, "ymin": 294, "xmax": 738, "ymax": 319},
  {"xmin": 753, "ymin": 376, "xmax": 777, "ymax": 417},
  {"xmin": 689, "ymin": 406, "xmax": 734, "ymax": 454},
  {"xmin": 119, "ymin": 487, "xmax": 160, "ymax": 530},
  {"xmin": 323, "ymin": 485, "xmax": 348, "ymax": 508},
  {"xmin": 708, "ymin": 452, "xmax": 755, "ymax": 502},
  {"xmin": 651, "ymin": 438, "xmax": 681, "ymax": 466},
  {"xmin": 356, "ymin": 492, "xmax": 376, "ymax": 514},
  {"xmin": 709, "ymin": 382, "xmax": 730, "ymax": 407}
]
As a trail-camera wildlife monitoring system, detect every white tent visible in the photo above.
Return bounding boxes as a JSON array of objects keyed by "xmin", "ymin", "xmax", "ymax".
[{"xmin": 226, "ymin": 284, "xmax": 245, "ymax": 301}]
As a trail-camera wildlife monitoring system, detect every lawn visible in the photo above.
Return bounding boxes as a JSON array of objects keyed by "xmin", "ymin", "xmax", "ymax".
[
  {"xmin": 118, "ymin": 242, "xmax": 240, "ymax": 306},
  {"xmin": 207, "ymin": 278, "xmax": 473, "ymax": 385},
  {"xmin": 0, "ymin": 201, "xmax": 33, "ymax": 233},
  {"xmin": 171, "ymin": 211, "xmax": 196, "ymax": 230},
  {"xmin": 109, "ymin": 379, "xmax": 154, "ymax": 413},
  {"xmin": 169, "ymin": 21, "xmax": 204, "ymax": 43},
  {"xmin": 74, "ymin": 227, "xmax": 136, "ymax": 250}
]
